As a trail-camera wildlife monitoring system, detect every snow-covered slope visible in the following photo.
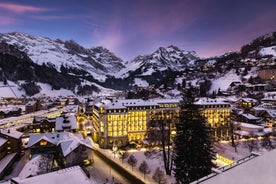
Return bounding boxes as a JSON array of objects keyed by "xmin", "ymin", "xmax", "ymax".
[
  {"xmin": 259, "ymin": 46, "xmax": 276, "ymax": 57},
  {"xmin": 0, "ymin": 32, "xmax": 125, "ymax": 81}
]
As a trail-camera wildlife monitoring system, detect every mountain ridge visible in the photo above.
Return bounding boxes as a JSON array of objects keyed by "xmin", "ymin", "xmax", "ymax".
[{"xmin": 0, "ymin": 31, "xmax": 275, "ymax": 97}]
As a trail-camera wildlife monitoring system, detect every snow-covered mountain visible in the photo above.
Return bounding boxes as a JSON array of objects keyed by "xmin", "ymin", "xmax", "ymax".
[
  {"xmin": 0, "ymin": 31, "xmax": 275, "ymax": 98},
  {"xmin": 126, "ymin": 45, "xmax": 198, "ymax": 76},
  {"xmin": 0, "ymin": 32, "xmax": 125, "ymax": 81}
]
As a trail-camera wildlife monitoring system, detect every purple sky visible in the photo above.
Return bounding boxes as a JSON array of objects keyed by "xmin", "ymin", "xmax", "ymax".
[{"xmin": 0, "ymin": 0, "xmax": 276, "ymax": 61}]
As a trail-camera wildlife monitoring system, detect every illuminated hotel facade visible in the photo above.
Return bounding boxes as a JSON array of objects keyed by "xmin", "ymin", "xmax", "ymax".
[
  {"xmin": 90, "ymin": 97, "xmax": 231, "ymax": 148},
  {"xmin": 195, "ymin": 98, "xmax": 231, "ymax": 140},
  {"xmin": 91, "ymin": 98, "xmax": 180, "ymax": 148}
]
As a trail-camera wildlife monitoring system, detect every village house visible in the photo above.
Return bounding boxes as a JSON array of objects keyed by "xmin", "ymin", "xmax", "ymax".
[
  {"xmin": 239, "ymin": 113, "xmax": 261, "ymax": 125},
  {"xmin": 27, "ymin": 132, "xmax": 93, "ymax": 167},
  {"xmin": 25, "ymin": 100, "xmax": 42, "ymax": 113},
  {"xmin": 30, "ymin": 116, "xmax": 56, "ymax": 133},
  {"xmin": 55, "ymin": 114, "xmax": 78, "ymax": 132},
  {"xmin": 240, "ymin": 98, "xmax": 258, "ymax": 110},
  {"xmin": 0, "ymin": 128, "xmax": 23, "ymax": 154},
  {"xmin": 234, "ymin": 122, "xmax": 264, "ymax": 138}
]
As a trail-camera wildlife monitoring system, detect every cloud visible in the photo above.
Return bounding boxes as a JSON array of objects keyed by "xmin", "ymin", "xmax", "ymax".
[
  {"xmin": 0, "ymin": 16, "xmax": 16, "ymax": 25},
  {"xmin": 30, "ymin": 15, "xmax": 75, "ymax": 20},
  {"xmin": 0, "ymin": 2, "xmax": 52, "ymax": 13}
]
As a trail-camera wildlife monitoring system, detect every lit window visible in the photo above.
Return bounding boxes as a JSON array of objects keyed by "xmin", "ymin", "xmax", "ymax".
[{"xmin": 40, "ymin": 140, "xmax": 47, "ymax": 146}]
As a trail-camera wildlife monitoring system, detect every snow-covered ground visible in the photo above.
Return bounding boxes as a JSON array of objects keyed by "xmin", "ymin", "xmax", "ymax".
[
  {"xmin": 209, "ymin": 69, "xmax": 240, "ymax": 93},
  {"xmin": 99, "ymin": 148, "xmax": 176, "ymax": 184},
  {"xmin": 0, "ymin": 79, "xmax": 119, "ymax": 98},
  {"xmin": 95, "ymin": 137, "xmax": 274, "ymax": 184}
]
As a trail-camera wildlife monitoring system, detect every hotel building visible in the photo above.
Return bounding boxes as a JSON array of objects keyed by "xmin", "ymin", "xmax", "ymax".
[
  {"xmin": 89, "ymin": 97, "xmax": 231, "ymax": 148},
  {"xmin": 91, "ymin": 98, "xmax": 180, "ymax": 148}
]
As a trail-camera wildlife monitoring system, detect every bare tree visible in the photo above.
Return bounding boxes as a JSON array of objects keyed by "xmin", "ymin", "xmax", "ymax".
[
  {"xmin": 243, "ymin": 135, "xmax": 259, "ymax": 153},
  {"xmin": 261, "ymin": 133, "xmax": 275, "ymax": 150},
  {"xmin": 148, "ymin": 110, "xmax": 175, "ymax": 175}
]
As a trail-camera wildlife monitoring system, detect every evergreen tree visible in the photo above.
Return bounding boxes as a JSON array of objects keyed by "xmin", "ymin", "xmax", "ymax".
[
  {"xmin": 152, "ymin": 167, "xmax": 167, "ymax": 184},
  {"xmin": 173, "ymin": 89, "xmax": 215, "ymax": 183},
  {"xmin": 139, "ymin": 160, "xmax": 151, "ymax": 179},
  {"xmin": 127, "ymin": 154, "xmax": 137, "ymax": 171},
  {"xmin": 118, "ymin": 151, "xmax": 129, "ymax": 164}
]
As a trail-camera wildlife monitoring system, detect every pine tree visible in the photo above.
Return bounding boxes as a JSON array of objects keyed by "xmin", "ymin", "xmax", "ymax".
[
  {"xmin": 152, "ymin": 167, "xmax": 167, "ymax": 184},
  {"xmin": 139, "ymin": 160, "xmax": 151, "ymax": 179},
  {"xmin": 118, "ymin": 151, "xmax": 129, "ymax": 164},
  {"xmin": 173, "ymin": 89, "xmax": 215, "ymax": 183},
  {"xmin": 127, "ymin": 154, "xmax": 137, "ymax": 171}
]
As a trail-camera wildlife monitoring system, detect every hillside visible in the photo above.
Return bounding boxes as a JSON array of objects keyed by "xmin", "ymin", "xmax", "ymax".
[{"xmin": 0, "ymin": 31, "xmax": 275, "ymax": 98}]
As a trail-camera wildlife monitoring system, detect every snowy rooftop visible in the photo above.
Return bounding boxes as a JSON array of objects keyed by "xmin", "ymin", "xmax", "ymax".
[
  {"xmin": 195, "ymin": 97, "xmax": 229, "ymax": 105},
  {"xmin": 0, "ymin": 128, "xmax": 23, "ymax": 139},
  {"xmin": 55, "ymin": 114, "xmax": 77, "ymax": 131},
  {"xmin": 202, "ymin": 149, "xmax": 276, "ymax": 184},
  {"xmin": 0, "ymin": 153, "xmax": 17, "ymax": 174},
  {"xmin": 241, "ymin": 113, "xmax": 260, "ymax": 120},
  {"xmin": 265, "ymin": 110, "xmax": 276, "ymax": 118},
  {"xmin": 25, "ymin": 101, "xmax": 36, "ymax": 106},
  {"xmin": 96, "ymin": 98, "xmax": 181, "ymax": 110},
  {"xmin": 0, "ymin": 137, "xmax": 7, "ymax": 147},
  {"xmin": 12, "ymin": 166, "xmax": 94, "ymax": 184},
  {"xmin": 63, "ymin": 105, "xmax": 78, "ymax": 113},
  {"xmin": 236, "ymin": 122, "xmax": 263, "ymax": 129},
  {"xmin": 18, "ymin": 154, "xmax": 52, "ymax": 179},
  {"xmin": 27, "ymin": 132, "xmax": 92, "ymax": 157},
  {"xmin": 241, "ymin": 97, "xmax": 258, "ymax": 103},
  {"xmin": 151, "ymin": 98, "xmax": 181, "ymax": 104}
]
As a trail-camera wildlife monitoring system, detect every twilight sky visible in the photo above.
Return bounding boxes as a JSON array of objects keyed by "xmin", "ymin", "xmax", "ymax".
[{"xmin": 0, "ymin": 0, "xmax": 276, "ymax": 61}]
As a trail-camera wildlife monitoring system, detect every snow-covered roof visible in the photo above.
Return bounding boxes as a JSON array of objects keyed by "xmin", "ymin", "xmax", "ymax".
[
  {"xmin": 12, "ymin": 166, "xmax": 94, "ymax": 184},
  {"xmin": 262, "ymin": 96, "xmax": 276, "ymax": 102},
  {"xmin": 27, "ymin": 132, "xmax": 93, "ymax": 157},
  {"xmin": 151, "ymin": 98, "xmax": 181, "ymax": 104},
  {"xmin": 100, "ymin": 98, "xmax": 182, "ymax": 110},
  {"xmin": 0, "ymin": 128, "xmax": 23, "ymax": 139},
  {"xmin": 63, "ymin": 105, "xmax": 78, "ymax": 113},
  {"xmin": 241, "ymin": 98, "xmax": 257, "ymax": 103},
  {"xmin": 241, "ymin": 113, "xmax": 260, "ymax": 120},
  {"xmin": 202, "ymin": 149, "xmax": 276, "ymax": 184},
  {"xmin": 0, "ymin": 153, "xmax": 17, "ymax": 174},
  {"xmin": 0, "ymin": 137, "xmax": 7, "ymax": 147},
  {"xmin": 195, "ymin": 97, "xmax": 229, "ymax": 105},
  {"xmin": 18, "ymin": 154, "xmax": 52, "ymax": 179},
  {"xmin": 55, "ymin": 114, "xmax": 77, "ymax": 131},
  {"xmin": 234, "ymin": 130, "xmax": 250, "ymax": 136},
  {"xmin": 264, "ymin": 110, "xmax": 276, "ymax": 118},
  {"xmin": 237, "ymin": 122, "xmax": 263, "ymax": 129},
  {"xmin": 26, "ymin": 101, "xmax": 37, "ymax": 106}
]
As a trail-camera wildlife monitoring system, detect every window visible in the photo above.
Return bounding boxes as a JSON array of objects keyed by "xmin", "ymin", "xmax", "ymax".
[{"xmin": 40, "ymin": 140, "xmax": 47, "ymax": 146}]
